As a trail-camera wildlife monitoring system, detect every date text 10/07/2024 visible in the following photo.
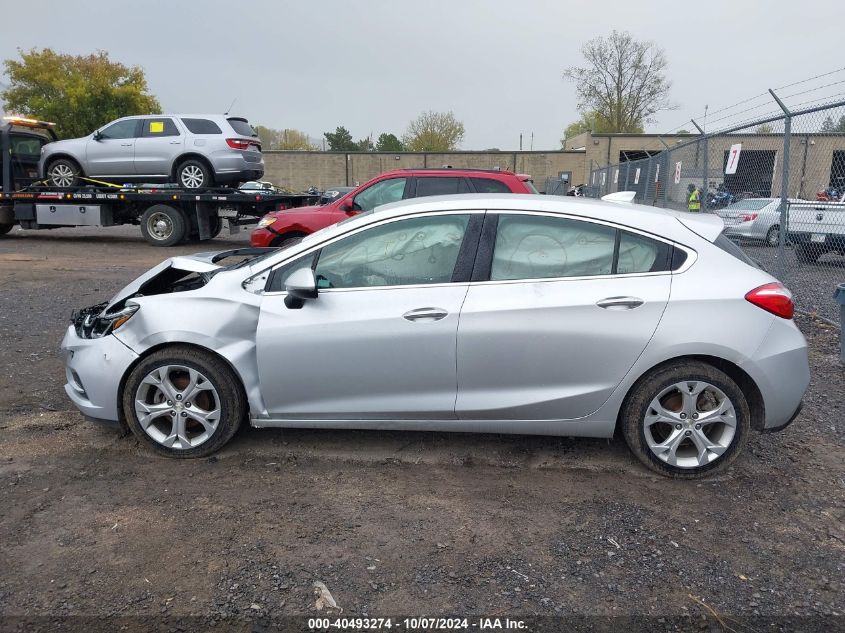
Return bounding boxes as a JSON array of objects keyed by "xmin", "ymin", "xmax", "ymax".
[{"xmin": 308, "ymin": 617, "xmax": 528, "ymax": 630}]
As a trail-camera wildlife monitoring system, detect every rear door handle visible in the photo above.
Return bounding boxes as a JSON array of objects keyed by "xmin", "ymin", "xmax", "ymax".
[
  {"xmin": 403, "ymin": 307, "xmax": 448, "ymax": 322},
  {"xmin": 596, "ymin": 296, "xmax": 644, "ymax": 310},
  {"xmin": 169, "ymin": 141, "xmax": 181, "ymax": 144},
  {"xmin": 120, "ymin": 143, "xmax": 132, "ymax": 146}
]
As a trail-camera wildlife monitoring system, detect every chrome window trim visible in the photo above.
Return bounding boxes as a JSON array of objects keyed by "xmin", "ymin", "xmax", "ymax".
[{"xmin": 252, "ymin": 207, "xmax": 699, "ymax": 294}]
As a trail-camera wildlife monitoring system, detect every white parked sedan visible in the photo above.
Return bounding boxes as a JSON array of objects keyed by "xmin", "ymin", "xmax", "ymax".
[{"xmin": 61, "ymin": 194, "xmax": 809, "ymax": 478}]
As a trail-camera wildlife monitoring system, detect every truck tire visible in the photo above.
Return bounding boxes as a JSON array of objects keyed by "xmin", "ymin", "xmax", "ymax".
[
  {"xmin": 176, "ymin": 160, "xmax": 213, "ymax": 189},
  {"xmin": 140, "ymin": 204, "xmax": 188, "ymax": 247},
  {"xmin": 795, "ymin": 243, "xmax": 821, "ymax": 263},
  {"xmin": 46, "ymin": 158, "xmax": 82, "ymax": 188},
  {"xmin": 0, "ymin": 223, "xmax": 13, "ymax": 235}
]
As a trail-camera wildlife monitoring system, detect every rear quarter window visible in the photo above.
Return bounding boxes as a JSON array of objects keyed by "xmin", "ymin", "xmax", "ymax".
[
  {"xmin": 182, "ymin": 118, "xmax": 222, "ymax": 134},
  {"xmin": 227, "ymin": 118, "xmax": 258, "ymax": 137}
]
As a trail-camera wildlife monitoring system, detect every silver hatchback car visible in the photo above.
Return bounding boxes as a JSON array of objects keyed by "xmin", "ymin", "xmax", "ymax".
[
  {"xmin": 40, "ymin": 114, "xmax": 264, "ymax": 189},
  {"xmin": 61, "ymin": 194, "xmax": 809, "ymax": 478}
]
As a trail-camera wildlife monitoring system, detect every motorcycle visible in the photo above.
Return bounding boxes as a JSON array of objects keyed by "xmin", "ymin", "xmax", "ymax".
[
  {"xmin": 566, "ymin": 184, "xmax": 586, "ymax": 197},
  {"xmin": 816, "ymin": 186, "xmax": 843, "ymax": 202},
  {"xmin": 707, "ymin": 184, "xmax": 736, "ymax": 209}
]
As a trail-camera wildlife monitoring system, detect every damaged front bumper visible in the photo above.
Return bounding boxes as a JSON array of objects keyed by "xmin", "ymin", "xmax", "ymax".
[{"xmin": 61, "ymin": 325, "xmax": 139, "ymax": 423}]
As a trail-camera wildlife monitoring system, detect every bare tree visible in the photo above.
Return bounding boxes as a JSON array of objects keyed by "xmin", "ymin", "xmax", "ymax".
[{"xmin": 563, "ymin": 31, "xmax": 675, "ymax": 133}]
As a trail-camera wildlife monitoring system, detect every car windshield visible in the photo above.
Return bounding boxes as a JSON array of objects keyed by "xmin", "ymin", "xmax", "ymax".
[{"xmin": 724, "ymin": 199, "xmax": 772, "ymax": 211}]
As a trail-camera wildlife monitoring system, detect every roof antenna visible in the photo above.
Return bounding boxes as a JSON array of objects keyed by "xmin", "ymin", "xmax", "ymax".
[{"xmin": 224, "ymin": 98, "xmax": 237, "ymax": 115}]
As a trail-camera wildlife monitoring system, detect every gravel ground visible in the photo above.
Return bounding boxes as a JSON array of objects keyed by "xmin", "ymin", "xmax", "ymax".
[{"xmin": 0, "ymin": 226, "xmax": 843, "ymax": 633}]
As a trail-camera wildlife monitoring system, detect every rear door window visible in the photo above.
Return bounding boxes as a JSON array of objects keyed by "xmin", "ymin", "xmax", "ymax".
[
  {"xmin": 714, "ymin": 233, "xmax": 761, "ymax": 268},
  {"xmin": 414, "ymin": 177, "xmax": 468, "ymax": 198},
  {"xmin": 141, "ymin": 118, "xmax": 180, "ymax": 137},
  {"xmin": 181, "ymin": 118, "xmax": 222, "ymax": 134},
  {"xmin": 617, "ymin": 231, "xmax": 673, "ymax": 274}
]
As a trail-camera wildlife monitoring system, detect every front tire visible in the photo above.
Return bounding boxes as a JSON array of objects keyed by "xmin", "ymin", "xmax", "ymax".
[
  {"xmin": 621, "ymin": 361, "xmax": 751, "ymax": 479},
  {"xmin": 176, "ymin": 159, "xmax": 213, "ymax": 189},
  {"xmin": 123, "ymin": 346, "xmax": 244, "ymax": 458},
  {"xmin": 0, "ymin": 223, "xmax": 13, "ymax": 235},
  {"xmin": 46, "ymin": 158, "xmax": 82, "ymax": 188},
  {"xmin": 140, "ymin": 204, "xmax": 188, "ymax": 246}
]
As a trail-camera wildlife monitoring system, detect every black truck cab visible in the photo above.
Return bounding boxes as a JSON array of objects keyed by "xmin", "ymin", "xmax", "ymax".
[{"xmin": 0, "ymin": 116, "xmax": 57, "ymax": 232}]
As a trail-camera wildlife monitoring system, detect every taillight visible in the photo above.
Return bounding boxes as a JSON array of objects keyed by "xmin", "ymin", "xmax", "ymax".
[
  {"xmin": 739, "ymin": 213, "xmax": 758, "ymax": 222},
  {"xmin": 226, "ymin": 138, "xmax": 251, "ymax": 150},
  {"xmin": 745, "ymin": 282, "xmax": 794, "ymax": 319}
]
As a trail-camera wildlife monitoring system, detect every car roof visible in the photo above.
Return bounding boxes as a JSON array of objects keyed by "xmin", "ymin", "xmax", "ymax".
[{"xmin": 370, "ymin": 194, "xmax": 723, "ymax": 242}]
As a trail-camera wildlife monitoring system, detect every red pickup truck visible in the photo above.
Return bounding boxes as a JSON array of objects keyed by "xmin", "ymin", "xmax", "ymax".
[{"xmin": 250, "ymin": 168, "xmax": 538, "ymax": 248}]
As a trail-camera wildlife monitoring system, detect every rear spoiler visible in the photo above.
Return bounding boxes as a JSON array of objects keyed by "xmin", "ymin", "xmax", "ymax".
[{"xmin": 601, "ymin": 191, "xmax": 636, "ymax": 203}]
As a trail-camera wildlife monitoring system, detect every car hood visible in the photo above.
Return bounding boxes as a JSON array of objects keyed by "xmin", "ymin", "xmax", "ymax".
[
  {"xmin": 266, "ymin": 203, "xmax": 330, "ymax": 219},
  {"xmin": 105, "ymin": 254, "xmax": 221, "ymax": 312}
]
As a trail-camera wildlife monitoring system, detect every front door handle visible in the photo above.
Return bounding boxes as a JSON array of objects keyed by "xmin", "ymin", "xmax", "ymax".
[
  {"xmin": 596, "ymin": 296, "xmax": 644, "ymax": 310},
  {"xmin": 169, "ymin": 141, "xmax": 181, "ymax": 144},
  {"xmin": 403, "ymin": 307, "xmax": 448, "ymax": 322},
  {"xmin": 120, "ymin": 143, "xmax": 133, "ymax": 146}
]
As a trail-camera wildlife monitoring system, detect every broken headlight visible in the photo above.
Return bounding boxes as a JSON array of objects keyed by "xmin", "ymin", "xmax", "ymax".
[{"xmin": 72, "ymin": 302, "xmax": 139, "ymax": 339}]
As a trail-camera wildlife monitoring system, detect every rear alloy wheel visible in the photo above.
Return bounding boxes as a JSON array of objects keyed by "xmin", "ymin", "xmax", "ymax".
[
  {"xmin": 622, "ymin": 361, "xmax": 750, "ymax": 478},
  {"xmin": 47, "ymin": 159, "xmax": 81, "ymax": 188},
  {"xmin": 123, "ymin": 347, "xmax": 244, "ymax": 458},
  {"xmin": 765, "ymin": 224, "xmax": 780, "ymax": 247},
  {"xmin": 139, "ymin": 204, "xmax": 187, "ymax": 247},
  {"xmin": 176, "ymin": 160, "xmax": 213, "ymax": 189}
]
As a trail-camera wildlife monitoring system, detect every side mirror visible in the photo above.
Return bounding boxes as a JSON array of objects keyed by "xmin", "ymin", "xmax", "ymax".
[
  {"xmin": 93, "ymin": 131, "xmax": 103, "ymax": 141},
  {"xmin": 339, "ymin": 200, "xmax": 355, "ymax": 214},
  {"xmin": 284, "ymin": 266, "xmax": 317, "ymax": 309}
]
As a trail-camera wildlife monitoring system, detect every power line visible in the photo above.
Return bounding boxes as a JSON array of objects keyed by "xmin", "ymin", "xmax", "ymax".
[{"xmin": 775, "ymin": 65, "xmax": 845, "ymax": 91}]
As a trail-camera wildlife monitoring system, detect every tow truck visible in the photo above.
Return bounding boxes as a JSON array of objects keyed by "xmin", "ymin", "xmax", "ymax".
[{"xmin": 0, "ymin": 116, "xmax": 317, "ymax": 246}]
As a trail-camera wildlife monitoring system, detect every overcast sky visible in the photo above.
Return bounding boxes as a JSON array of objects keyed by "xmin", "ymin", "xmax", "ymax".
[{"xmin": 1, "ymin": 0, "xmax": 842, "ymax": 149}]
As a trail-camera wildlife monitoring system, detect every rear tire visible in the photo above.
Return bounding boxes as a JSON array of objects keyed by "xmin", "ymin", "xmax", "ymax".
[
  {"xmin": 621, "ymin": 361, "xmax": 751, "ymax": 479},
  {"xmin": 46, "ymin": 158, "xmax": 82, "ymax": 188},
  {"xmin": 765, "ymin": 225, "xmax": 780, "ymax": 247},
  {"xmin": 139, "ymin": 204, "xmax": 188, "ymax": 247},
  {"xmin": 176, "ymin": 159, "xmax": 213, "ymax": 189},
  {"xmin": 122, "ymin": 346, "xmax": 244, "ymax": 458},
  {"xmin": 795, "ymin": 243, "xmax": 821, "ymax": 263}
]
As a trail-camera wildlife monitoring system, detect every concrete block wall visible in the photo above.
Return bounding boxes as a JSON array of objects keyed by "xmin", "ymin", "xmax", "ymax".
[{"xmin": 262, "ymin": 150, "xmax": 586, "ymax": 192}]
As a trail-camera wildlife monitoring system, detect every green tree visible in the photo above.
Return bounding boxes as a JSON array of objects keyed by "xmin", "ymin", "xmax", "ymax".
[
  {"xmin": 563, "ymin": 31, "xmax": 675, "ymax": 133},
  {"xmin": 676, "ymin": 129, "xmax": 691, "ymax": 134},
  {"xmin": 323, "ymin": 126, "xmax": 357, "ymax": 151},
  {"xmin": 254, "ymin": 126, "xmax": 316, "ymax": 150},
  {"xmin": 402, "ymin": 111, "xmax": 465, "ymax": 152},
  {"xmin": 560, "ymin": 111, "xmax": 631, "ymax": 146},
  {"xmin": 355, "ymin": 137, "xmax": 374, "ymax": 151},
  {"xmin": 756, "ymin": 124, "xmax": 773, "ymax": 134},
  {"xmin": 1, "ymin": 48, "xmax": 160, "ymax": 139},
  {"xmin": 820, "ymin": 115, "xmax": 845, "ymax": 133},
  {"xmin": 376, "ymin": 132, "xmax": 404, "ymax": 152}
]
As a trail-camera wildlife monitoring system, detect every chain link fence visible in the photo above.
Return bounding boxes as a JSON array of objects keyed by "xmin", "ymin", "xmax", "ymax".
[{"xmin": 586, "ymin": 96, "xmax": 845, "ymax": 324}]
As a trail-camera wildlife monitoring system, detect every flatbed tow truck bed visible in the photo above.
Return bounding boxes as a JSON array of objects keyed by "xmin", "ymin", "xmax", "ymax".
[{"xmin": 0, "ymin": 185, "xmax": 318, "ymax": 246}]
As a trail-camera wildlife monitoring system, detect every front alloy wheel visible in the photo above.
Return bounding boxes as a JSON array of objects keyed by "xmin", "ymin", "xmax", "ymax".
[
  {"xmin": 134, "ymin": 365, "xmax": 221, "ymax": 450},
  {"xmin": 123, "ymin": 346, "xmax": 244, "ymax": 457}
]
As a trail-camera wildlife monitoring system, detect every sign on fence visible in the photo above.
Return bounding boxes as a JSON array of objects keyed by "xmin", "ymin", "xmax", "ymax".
[
  {"xmin": 614, "ymin": 169, "xmax": 619, "ymax": 184},
  {"xmin": 634, "ymin": 168, "xmax": 641, "ymax": 184},
  {"xmin": 601, "ymin": 172, "xmax": 606, "ymax": 186},
  {"xmin": 654, "ymin": 164, "xmax": 660, "ymax": 183},
  {"xmin": 725, "ymin": 143, "xmax": 742, "ymax": 174},
  {"xmin": 674, "ymin": 161, "xmax": 682, "ymax": 184}
]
